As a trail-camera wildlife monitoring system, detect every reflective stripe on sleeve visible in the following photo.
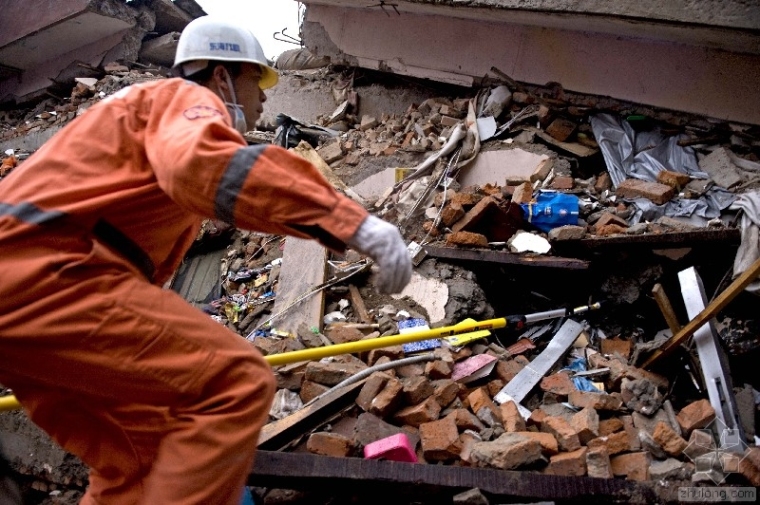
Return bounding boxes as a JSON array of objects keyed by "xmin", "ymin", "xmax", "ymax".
[
  {"xmin": 214, "ymin": 145, "xmax": 267, "ymax": 224},
  {"xmin": 0, "ymin": 202, "xmax": 65, "ymax": 224}
]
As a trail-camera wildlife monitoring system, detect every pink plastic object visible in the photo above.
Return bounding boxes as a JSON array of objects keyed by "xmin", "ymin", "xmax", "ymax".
[{"xmin": 363, "ymin": 433, "xmax": 418, "ymax": 463}]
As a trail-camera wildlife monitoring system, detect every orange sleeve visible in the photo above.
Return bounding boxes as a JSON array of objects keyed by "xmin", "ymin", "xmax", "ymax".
[{"xmin": 143, "ymin": 80, "xmax": 368, "ymax": 250}]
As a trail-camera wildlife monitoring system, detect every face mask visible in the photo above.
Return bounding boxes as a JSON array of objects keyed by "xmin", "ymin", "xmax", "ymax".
[{"xmin": 218, "ymin": 70, "xmax": 247, "ymax": 134}]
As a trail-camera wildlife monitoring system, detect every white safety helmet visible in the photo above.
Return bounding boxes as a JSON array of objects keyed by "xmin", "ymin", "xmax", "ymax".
[{"xmin": 174, "ymin": 16, "xmax": 278, "ymax": 89}]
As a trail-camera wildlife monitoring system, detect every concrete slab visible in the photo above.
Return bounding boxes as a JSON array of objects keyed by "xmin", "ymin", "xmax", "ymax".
[
  {"xmin": 391, "ymin": 272, "xmax": 448, "ymax": 324},
  {"xmin": 302, "ymin": 4, "xmax": 760, "ymax": 125},
  {"xmin": 458, "ymin": 149, "xmax": 550, "ymax": 188}
]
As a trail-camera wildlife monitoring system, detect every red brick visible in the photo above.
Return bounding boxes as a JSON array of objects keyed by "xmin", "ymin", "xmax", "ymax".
[
  {"xmin": 586, "ymin": 446, "xmax": 614, "ymax": 478},
  {"xmin": 468, "ymin": 388, "xmax": 501, "ymax": 423},
  {"xmin": 550, "ymin": 176, "xmax": 574, "ymax": 190},
  {"xmin": 596, "ymin": 223, "xmax": 627, "ymax": 236},
  {"xmin": 652, "ymin": 421, "xmax": 688, "ymax": 457},
  {"xmin": 515, "ymin": 431, "xmax": 559, "ymax": 456},
  {"xmin": 402, "ymin": 376, "xmax": 435, "ymax": 405},
  {"xmin": 569, "ymin": 390, "xmax": 623, "ymax": 411},
  {"xmin": 594, "ymin": 172, "xmax": 612, "ymax": 193},
  {"xmin": 610, "ymin": 452, "xmax": 650, "ymax": 481},
  {"xmin": 451, "ymin": 196, "xmax": 499, "ymax": 234},
  {"xmin": 307, "ymin": 432, "xmax": 356, "ymax": 457},
  {"xmin": 499, "ymin": 401, "xmax": 526, "ymax": 432},
  {"xmin": 425, "ymin": 359, "xmax": 453, "ymax": 379},
  {"xmin": 539, "ymin": 371, "xmax": 575, "ymax": 396},
  {"xmin": 393, "ymin": 397, "xmax": 442, "ymax": 427},
  {"xmin": 299, "ymin": 380, "xmax": 329, "ymax": 404},
  {"xmin": 598, "ymin": 418, "xmax": 624, "ymax": 436},
  {"xmin": 324, "ymin": 324, "xmax": 364, "ymax": 344},
  {"xmin": 432, "ymin": 379, "xmax": 462, "ymax": 407},
  {"xmin": 544, "ymin": 447, "xmax": 588, "ymax": 477},
  {"xmin": 738, "ymin": 447, "xmax": 760, "ymax": 487},
  {"xmin": 600, "ymin": 338, "xmax": 633, "ymax": 359},
  {"xmin": 419, "ymin": 415, "xmax": 460, "ymax": 462},
  {"xmin": 676, "ymin": 399, "xmax": 716, "ymax": 436},
  {"xmin": 446, "ymin": 231, "xmax": 488, "ymax": 248},
  {"xmin": 495, "ymin": 356, "xmax": 529, "ymax": 382},
  {"xmin": 587, "ymin": 430, "xmax": 630, "ymax": 456},
  {"xmin": 305, "ymin": 360, "xmax": 368, "ymax": 386},
  {"xmin": 446, "ymin": 408, "xmax": 485, "ymax": 432},
  {"xmin": 356, "ymin": 372, "xmax": 390, "ymax": 412},
  {"xmin": 369, "ymin": 378, "xmax": 404, "ymax": 418},
  {"xmin": 571, "ymin": 407, "xmax": 599, "ymax": 445},
  {"xmin": 440, "ymin": 202, "xmax": 466, "ymax": 227},
  {"xmin": 511, "ymin": 182, "xmax": 533, "ymax": 204},
  {"xmin": 594, "ymin": 212, "xmax": 629, "ymax": 229},
  {"xmin": 615, "ymin": 179, "xmax": 675, "ymax": 205},
  {"xmin": 656, "ymin": 170, "xmax": 691, "ymax": 189},
  {"xmin": 545, "ymin": 117, "xmax": 577, "ymax": 142},
  {"xmin": 541, "ymin": 416, "xmax": 580, "ymax": 452}
]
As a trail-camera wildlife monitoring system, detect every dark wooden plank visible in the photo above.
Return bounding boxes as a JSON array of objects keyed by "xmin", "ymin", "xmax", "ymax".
[
  {"xmin": 552, "ymin": 228, "xmax": 741, "ymax": 256},
  {"xmin": 423, "ymin": 245, "xmax": 589, "ymax": 270},
  {"xmin": 257, "ymin": 380, "xmax": 365, "ymax": 451},
  {"xmin": 249, "ymin": 451, "xmax": 659, "ymax": 504}
]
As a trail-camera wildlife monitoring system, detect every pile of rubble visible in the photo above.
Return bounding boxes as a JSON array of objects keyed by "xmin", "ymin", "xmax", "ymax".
[{"xmin": 2, "ymin": 63, "xmax": 760, "ymax": 504}]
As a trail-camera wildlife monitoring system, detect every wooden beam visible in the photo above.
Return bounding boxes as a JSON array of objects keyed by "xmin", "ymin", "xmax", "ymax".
[
  {"xmin": 348, "ymin": 284, "xmax": 372, "ymax": 324},
  {"xmin": 423, "ymin": 245, "xmax": 588, "ymax": 269},
  {"xmin": 642, "ymin": 257, "xmax": 760, "ymax": 369},
  {"xmin": 269, "ymin": 237, "xmax": 327, "ymax": 335},
  {"xmin": 257, "ymin": 380, "xmax": 365, "ymax": 451},
  {"xmin": 249, "ymin": 451, "xmax": 658, "ymax": 504},
  {"xmin": 651, "ymin": 283, "xmax": 682, "ymax": 335}
]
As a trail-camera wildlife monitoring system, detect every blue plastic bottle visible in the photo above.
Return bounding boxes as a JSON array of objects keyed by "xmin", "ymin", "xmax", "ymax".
[{"xmin": 520, "ymin": 191, "xmax": 580, "ymax": 233}]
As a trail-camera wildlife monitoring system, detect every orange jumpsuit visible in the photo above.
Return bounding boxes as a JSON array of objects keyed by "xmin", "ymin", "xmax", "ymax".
[{"xmin": 0, "ymin": 78, "xmax": 368, "ymax": 504}]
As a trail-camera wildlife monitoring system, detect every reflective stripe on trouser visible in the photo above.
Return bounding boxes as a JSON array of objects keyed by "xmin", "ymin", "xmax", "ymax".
[{"xmin": 0, "ymin": 240, "xmax": 276, "ymax": 505}]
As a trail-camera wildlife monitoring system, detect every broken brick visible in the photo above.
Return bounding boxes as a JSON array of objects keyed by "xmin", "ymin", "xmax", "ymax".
[
  {"xmin": 355, "ymin": 372, "xmax": 390, "ymax": 412},
  {"xmin": 440, "ymin": 202, "xmax": 466, "ymax": 227},
  {"xmin": 468, "ymin": 433, "xmax": 543, "ymax": 470},
  {"xmin": 588, "ymin": 430, "xmax": 630, "ymax": 456},
  {"xmin": 541, "ymin": 416, "xmax": 580, "ymax": 452},
  {"xmin": 305, "ymin": 360, "xmax": 368, "ymax": 386},
  {"xmin": 545, "ymin": 117, "xmax": 577, "ymax": 142},
  {"xmin": 447, "ymin": 408, "xmax": 485, "ymax": 432},
  {"xmin": 586, "ymin": 446, "xmax": 614, "ymax": 479},
  {"xmin": 499, "ymin": 401, "xmax": 526, "ymax": 433},
  {"xmin": 571, "ymin": 407, "xmax": 600, "ymax": 445},
  {"xmin": 446, "ymin": 231, "xmax": 488, "ymax": 248},
  {"xmin": 544, "ymin": 447, "xmax": 588, "ymax": 477},
  {"xmin": 369, "ymin": 378, "xmax": 404, "ymax": 418},
  {"xmin": 598, "ymin": 418, "xmax": 624, "ymax": 436},
  {"xmin": 568, "ymin": 390, "xmax": 623, "ymax": 411},
  {"xmin": 432, "ymin": 379, "xmax": 462, "ymax": 407},
  {"xmin": 515, "ymin": 431, "xmax": 559, "ymax": 456},
  {"xmin": 307, "ymin": 432, "xmax": 356, "ymax": 457},
  {"xmin": 652, "ymin": 421, "xmax": 688, "ymax": 457},
  {"xmin": 394, "ymin": 397, "xmax": 442, "ymax": 427},
  {"xmin": 676, "ymin": 399, "xmax": 716, "ymax": 436},
  {"xmin": 299, "ymin": 380, "xmax": 329, "ymax": 404},
  {"xmin": 656, "ymin": 169, "xmax": 691, "ymax": 189},
  {"xmin": 467, "ymin": 388, "xmax": 501, "ymax": 423},
  {"xmin": 539, "ymin": 371, "xmax": 575, "ymax": 396},
  {"xmin": 425, "ymin": 359, "xmax": 453, "ymax": 379},
  {"xmin": 615, "ymin": 179, "xmax": 675, "ymax": 205},
  {"xmin": 402, "ymin": 376, "xmax": 435, "ymax": 405},
  {"xmin": 419, "ymin": 415, "xmax": 460, "ymax": 462},
  {"xmin": 495, "ymin": 356, "xmax": 528, "ymax": 382},
  {"xmin": 610, "ymin": 452, "xmax": 650, "ymax": 481}
]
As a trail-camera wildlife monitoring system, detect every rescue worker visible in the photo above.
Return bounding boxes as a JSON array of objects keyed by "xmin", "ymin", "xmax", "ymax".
[{"xmin": 0, "ymin": 15, "xmax": 411, "ymax": 505}]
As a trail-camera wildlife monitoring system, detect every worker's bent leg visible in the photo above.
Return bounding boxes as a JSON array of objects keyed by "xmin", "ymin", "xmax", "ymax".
[{"xmin": 0, "ymin": 267, "xmax": 275, "ymax": 505}]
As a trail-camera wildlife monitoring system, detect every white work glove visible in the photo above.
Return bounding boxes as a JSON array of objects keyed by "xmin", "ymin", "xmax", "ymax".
[{"xmin": 347, "ymin": 215, "xmax": 412, "ymax": 294}]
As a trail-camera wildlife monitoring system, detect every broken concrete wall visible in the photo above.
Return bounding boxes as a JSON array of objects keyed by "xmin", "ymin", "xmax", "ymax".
[
  {"xmin": 0, "ymin": 0, "xmax": 203, "ymax": 106},
  {"xmin": 300, "ymin": 2, "xmax": 760, "ymax": 126}
]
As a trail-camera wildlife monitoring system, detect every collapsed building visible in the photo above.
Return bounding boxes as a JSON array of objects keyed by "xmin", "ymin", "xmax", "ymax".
[{"xmin": 1, "ymin": 1, "xmax": 759, "ymax": 504}]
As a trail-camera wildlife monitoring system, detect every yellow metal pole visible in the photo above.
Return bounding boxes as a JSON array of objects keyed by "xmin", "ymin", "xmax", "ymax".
[
  {"xmin": 265, "ymin": 317, "xmax": 508, "ymax": 366},
  {"xmin": 0, "ymin": 395, "xmax": 21, "ymax": 412},
  {"xmin": 0, "ymin": 317, "xmax": 509, "ymax": 412}
]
